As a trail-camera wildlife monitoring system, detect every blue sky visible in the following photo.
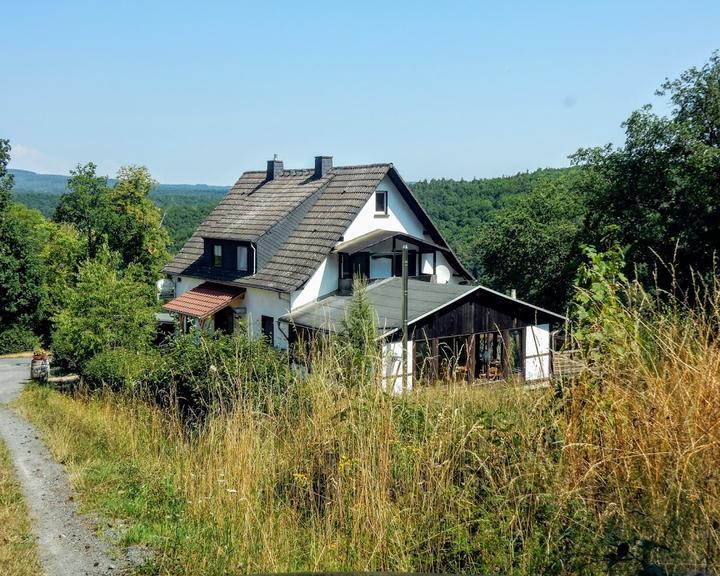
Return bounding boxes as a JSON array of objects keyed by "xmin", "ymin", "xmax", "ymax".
[{"xmin": 2, "ymin": 0, "xmax": 719, "ymax": 185}]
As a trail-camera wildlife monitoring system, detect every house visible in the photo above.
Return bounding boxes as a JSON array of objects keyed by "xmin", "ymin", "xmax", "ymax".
[{"xmin": 162, "ymin": 156, "xmax": 566, "ymax": 389}]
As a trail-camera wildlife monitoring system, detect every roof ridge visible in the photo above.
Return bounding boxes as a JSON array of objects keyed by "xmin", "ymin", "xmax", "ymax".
[
  {"xmin": 231, "ymin": 164, "xmax": 392, "ymax": 185},
  {"xmin": 331, "ymin": 162, "xmax": 392, "ymax": 170}
]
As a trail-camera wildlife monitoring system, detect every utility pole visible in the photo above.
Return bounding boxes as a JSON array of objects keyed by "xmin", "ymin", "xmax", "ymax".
[{"xmin": 401, "ymin": 244, "xmax": 409, "ymax": 393}]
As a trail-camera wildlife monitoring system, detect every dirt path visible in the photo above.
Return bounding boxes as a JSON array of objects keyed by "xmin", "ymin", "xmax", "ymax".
[{"xmin": 0, "ymin": 358, "xmax": 120, "ymax": 575}]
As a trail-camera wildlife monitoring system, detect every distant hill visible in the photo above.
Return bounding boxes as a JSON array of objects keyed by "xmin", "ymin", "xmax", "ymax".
[
  {"xmin": 9, "ymin": 168, "xmax": 230, "ymax": 253},
  {"xmin": 9, "ymin": 168, "xmax": 231, "ymax": 197},
  {"xmin": 410, "ymin": 167, "xmax": 574, "ymax": 265},
  {"xmin": 10, "ymin": 167, "xmax": 575, "ymax": 262}
]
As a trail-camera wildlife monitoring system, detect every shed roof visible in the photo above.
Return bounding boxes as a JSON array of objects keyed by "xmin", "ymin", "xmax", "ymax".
[
  {"xmin": 163, "ymin": 282, "xmax": 245, "ymax": 319},
  {"xmin": 280, "ymin": 278, "xmax": 475, "ymax": 334},
  {"xmin": 281, "ymin": 278, "xmax": 567, "ymax": 337}
]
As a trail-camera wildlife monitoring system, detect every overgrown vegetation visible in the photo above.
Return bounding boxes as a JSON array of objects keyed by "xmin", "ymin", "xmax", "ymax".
[
  {"xmin": 0, "ymin": 440, "xmax": 42, "ymax": 576},
  {"xmin": 18, "ymin": 266, "xmax": 720, "ymax": 574}
]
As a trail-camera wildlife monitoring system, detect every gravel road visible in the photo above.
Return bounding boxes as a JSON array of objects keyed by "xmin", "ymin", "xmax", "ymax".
[{"xmin": 0, "ymin": 357, "xmax": 120, "ymax": 575}]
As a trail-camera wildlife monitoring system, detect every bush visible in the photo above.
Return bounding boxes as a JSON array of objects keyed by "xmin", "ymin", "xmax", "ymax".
[
  {"xmin": 148, "ymin": 329, "xmax": 291, "ymax": 418},
  {"xmin": 83, "ymin": 348, "xmax": 160, "ymax": 392},
  {"xmin": 51, "ymin": 255, "xmax": 156, "ymax": 371},
  {"xmin": 0, "ymin": 325, "xmax": 40, "ymax": 354}
]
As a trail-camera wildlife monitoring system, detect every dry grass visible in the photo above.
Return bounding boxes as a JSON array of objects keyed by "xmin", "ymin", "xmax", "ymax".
[
  {"xmin": 562, "ymin": 282, "xmax": 720, "ymax": 573},
  {"xmin": 0, "ymin": 440, "xmax": 42, "ymax": 576},
  {"xmin": 15, "ymin": 283, "xmax": 720, "ymax": 575}
]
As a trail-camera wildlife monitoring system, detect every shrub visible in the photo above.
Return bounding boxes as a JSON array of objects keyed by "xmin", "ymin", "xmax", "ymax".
[
  {"xmin": 83, "ymin": 348, "xmax": 161, "ymax": 392},
  {"xmin": 340, "ymin": 277, "xmax": 379, "ymax": 386},
  {"xmin": 145, "ymin": 329, "xmax": 292, "ymax": 419},
  {"xmin": 51, "ymin": 254, "xmax": 155, "ymax": 371},
  {"xmin": 0, "ymin": 325, "xmax": 40, "ymax": 354}
]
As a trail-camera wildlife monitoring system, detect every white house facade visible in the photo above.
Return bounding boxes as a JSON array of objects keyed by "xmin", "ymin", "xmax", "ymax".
[{"xmin": 162, "ymin": 156, "xmax": 565, "ymax": 388}]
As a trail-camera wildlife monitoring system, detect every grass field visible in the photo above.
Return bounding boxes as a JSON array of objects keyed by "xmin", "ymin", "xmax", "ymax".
[{"xmin": 0, "ymin": 440, "xmax": 42, "ymax": 576}]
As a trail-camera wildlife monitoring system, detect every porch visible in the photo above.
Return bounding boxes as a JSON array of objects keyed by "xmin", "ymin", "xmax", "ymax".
[{"xmin": 162, "ymin": 282, "xmax": 246, "ymax": 334}]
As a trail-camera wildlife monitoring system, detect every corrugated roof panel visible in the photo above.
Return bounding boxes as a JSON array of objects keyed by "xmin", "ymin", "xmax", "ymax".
[{"xmin": 281, "ymin": 278, "xmax": 474, "ymax": 333}]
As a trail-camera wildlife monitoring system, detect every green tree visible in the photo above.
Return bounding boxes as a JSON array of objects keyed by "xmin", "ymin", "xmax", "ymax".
[
  {"xmin": 471, "ymin": 171, "xmax": 585, "ymax": 312},
  {"xmin": 51, "ymin": 253, "xmax": 156, "ymax": 371},
  {"xmin": 54, "ymin": 163, "xmax": 169, "ymax": 280},
  {"xmin": 0, "ymin": 140, "xmax": 46, "ymax": 333},
  {"xmin": 54, "ymin": 162, "xmax": 110, "ymax": 258},
  {"xmin": 106, "ymin": 165, "xmax": 169, "ymax": 279},
  {"xmin": 341, "ymin": 277, "xmax": 378, "ymax": 383},
  {"xmin": 39, "ymin": 222, "xmax": 86, "ymax": 338},
  {"xmin": 573, "ymin": 51, "xmax": 720, "ymax": 293}
]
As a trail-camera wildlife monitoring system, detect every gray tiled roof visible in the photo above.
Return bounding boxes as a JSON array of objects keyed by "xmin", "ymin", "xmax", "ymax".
[
  {"xmin": 163, "ymin": 164, "xmax": 392, "ymax": 292},
  {"xmin": 163, "ymin": 162, "xmax": 473, "ymax": 293}
]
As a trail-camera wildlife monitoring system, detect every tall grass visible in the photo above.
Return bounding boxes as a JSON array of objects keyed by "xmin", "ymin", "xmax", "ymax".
[
  {"xmin": 562, "ymin": 278, "xmax": 720, "ymax": 573},
  {"xmin": 17, "ymin": 280, "xmax": 720, "ymax": 575}
]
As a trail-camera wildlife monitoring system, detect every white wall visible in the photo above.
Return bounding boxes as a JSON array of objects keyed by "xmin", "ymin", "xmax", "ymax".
[
  {"xmin": 173, "ymin": 275, "xmax": 205, "ymax": 297},
  {"xmin": 244, "ymin": 287, "xmax": 291, "ymax": 349},
  {"xmin": 381, "ymin": 340, "xmax": 413, "ymax": 393},
  {"xmin": 344, "ymin": 176, "xmax": 428, "ymax": 241},
  {"xmin": 524, "ymin": 323, "xmax": 551, "ymax": 381},
  {"xmin": 290, "ymin": 254, "xmax": 339, "ymax": 310},
  {"xmin": 435, "ymin": 252, "xmax": 459, "ymax": 284}
]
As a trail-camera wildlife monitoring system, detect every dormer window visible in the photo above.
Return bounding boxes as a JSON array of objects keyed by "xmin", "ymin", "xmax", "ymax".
[
  {"xmin": 237, "ymin": 245, "xmax": 248, "ymax": 271},
  {"xmin": 205, "ymin": 239, "xmax": 254, "ymax": 274},
  {"xmin": 375, "ymin": 190, "xmax": 388, "ymax": 215},
  {"xmin": 212, "ymin": 244, "xmax": 223, "ymax": 267}
]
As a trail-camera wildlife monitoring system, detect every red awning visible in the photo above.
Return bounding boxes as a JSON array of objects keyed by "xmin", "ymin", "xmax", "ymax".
[{"xmin": 163, "ymin": 282, "xmax": 245, "ymax": 319}]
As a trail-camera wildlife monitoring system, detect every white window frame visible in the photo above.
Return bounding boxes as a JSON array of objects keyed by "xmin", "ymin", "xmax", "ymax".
[
  {"xmin": 375, "ymin": 190, "xmax": 388, "ymax": 215},
  {"xmin": 237, "ymin": 245, "xmax": 248, "ymax": 272}
]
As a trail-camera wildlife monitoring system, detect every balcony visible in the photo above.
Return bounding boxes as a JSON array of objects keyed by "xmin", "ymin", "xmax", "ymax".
[{"xmin": 333, "ymin": 230, "xmax": 450, "ymax": 294}]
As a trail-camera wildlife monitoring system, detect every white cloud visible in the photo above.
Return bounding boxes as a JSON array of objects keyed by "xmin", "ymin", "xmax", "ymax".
[{"xmin": 8, "ymin": 143, "xmax": 70, "ymax": 175}]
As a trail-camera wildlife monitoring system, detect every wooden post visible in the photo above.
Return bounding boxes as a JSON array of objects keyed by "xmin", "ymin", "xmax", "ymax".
[
  {"xmin": 401, "ymin": 244, "xmax": 409, "ymax": 392},
  {"xmin": 467, "ymin": 334, "xmax": 476, "ymax": 383}
]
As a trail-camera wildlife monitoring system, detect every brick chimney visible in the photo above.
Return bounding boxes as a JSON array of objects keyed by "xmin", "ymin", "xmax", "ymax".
[
  {"xmin": 267, "ymin": 156, "xmax": 284, "ymax": 180},
  {"xmin": 314, "ymin": 155, "xmax": 333, "ymax": 178}
]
